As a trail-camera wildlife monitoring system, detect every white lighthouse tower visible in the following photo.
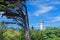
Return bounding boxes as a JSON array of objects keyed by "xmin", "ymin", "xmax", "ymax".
[{"xmin": 40, "ymin": 19, "xmax": 44, "ymax": 30}]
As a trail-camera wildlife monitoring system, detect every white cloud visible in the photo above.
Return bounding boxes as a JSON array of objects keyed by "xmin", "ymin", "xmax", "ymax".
[
  {"xmin": 27, "ymin": 0, "xmax": 60, "ymax": 6},
  {"xmin": 27, "ymin": 0, "xmax": 41, "ymax": 5},
  {"xmin": 27, "ymin": 0, "xmax": 59, "ymax": 17},
  {"xmin": 51, "ymin": 1, "xmax": 60, "ymax": 4},
  {"xmin": 51, "ymin": 16, "xmax": 60, "ymax": 22},
  {"xmin": 34, "ymin": 6, "xmax": 54, "ymax": 16}
]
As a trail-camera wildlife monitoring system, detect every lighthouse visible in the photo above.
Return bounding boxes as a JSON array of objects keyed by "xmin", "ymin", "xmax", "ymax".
[{"xmin": 40, "ymin": 19, "xmax": 44, "ymax": 30}]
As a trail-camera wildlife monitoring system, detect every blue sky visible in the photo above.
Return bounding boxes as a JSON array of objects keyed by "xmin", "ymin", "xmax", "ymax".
[
  {"xmin": 0, "ymin": 0, "xmax": 60, "ymax": 29},
  {"xmin": 26, "ymin": 0, "xmax": 60, "ymax": 29}
]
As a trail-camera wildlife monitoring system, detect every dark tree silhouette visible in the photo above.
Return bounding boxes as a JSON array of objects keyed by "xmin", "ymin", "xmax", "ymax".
[{"xmin": 0, "ymin": 0, "xmax": 31, "ymax": 40}]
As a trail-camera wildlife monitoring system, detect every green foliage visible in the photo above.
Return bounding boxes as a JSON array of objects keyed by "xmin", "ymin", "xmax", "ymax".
[
  {"xmin": 0, "ymin": 0, "xmax": 4, "ymax": 2},
  {"xmin": 0, "ymin": 3, "xmax": 13, "ymax": 11},
  {"xmin": 3, "ymin": 28, "xmax": 21, "ymax": 40},
  {"xmin": 0, "ymin": 30, "xmax": 4, "ymax": 40},
  {"xmin": 0, "ymin": 22, "xmax": 7, "ymax": 40},
  {"xmin": 51, "ymin": 37, "xmax": 60, "ymax": 40},
  {"xmin": 7, "ymin": 4, "xmax": 13, "ymax": 7},
  {"xmin": 30, "ymin": 27, "xmax": 60, "ymax": 40},
  {"xmin": 0, "ymin": 24, "xmax": 60, "ymax": 40},
  {"xmin": 0, "ymin": 4, "xmax": 5, "ymax": 11}
]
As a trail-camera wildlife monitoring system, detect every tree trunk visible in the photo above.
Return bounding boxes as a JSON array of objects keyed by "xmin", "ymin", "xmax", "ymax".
[{"xmin": 25, "ymin": 29, "xmax": 30, "ymax": 40}]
